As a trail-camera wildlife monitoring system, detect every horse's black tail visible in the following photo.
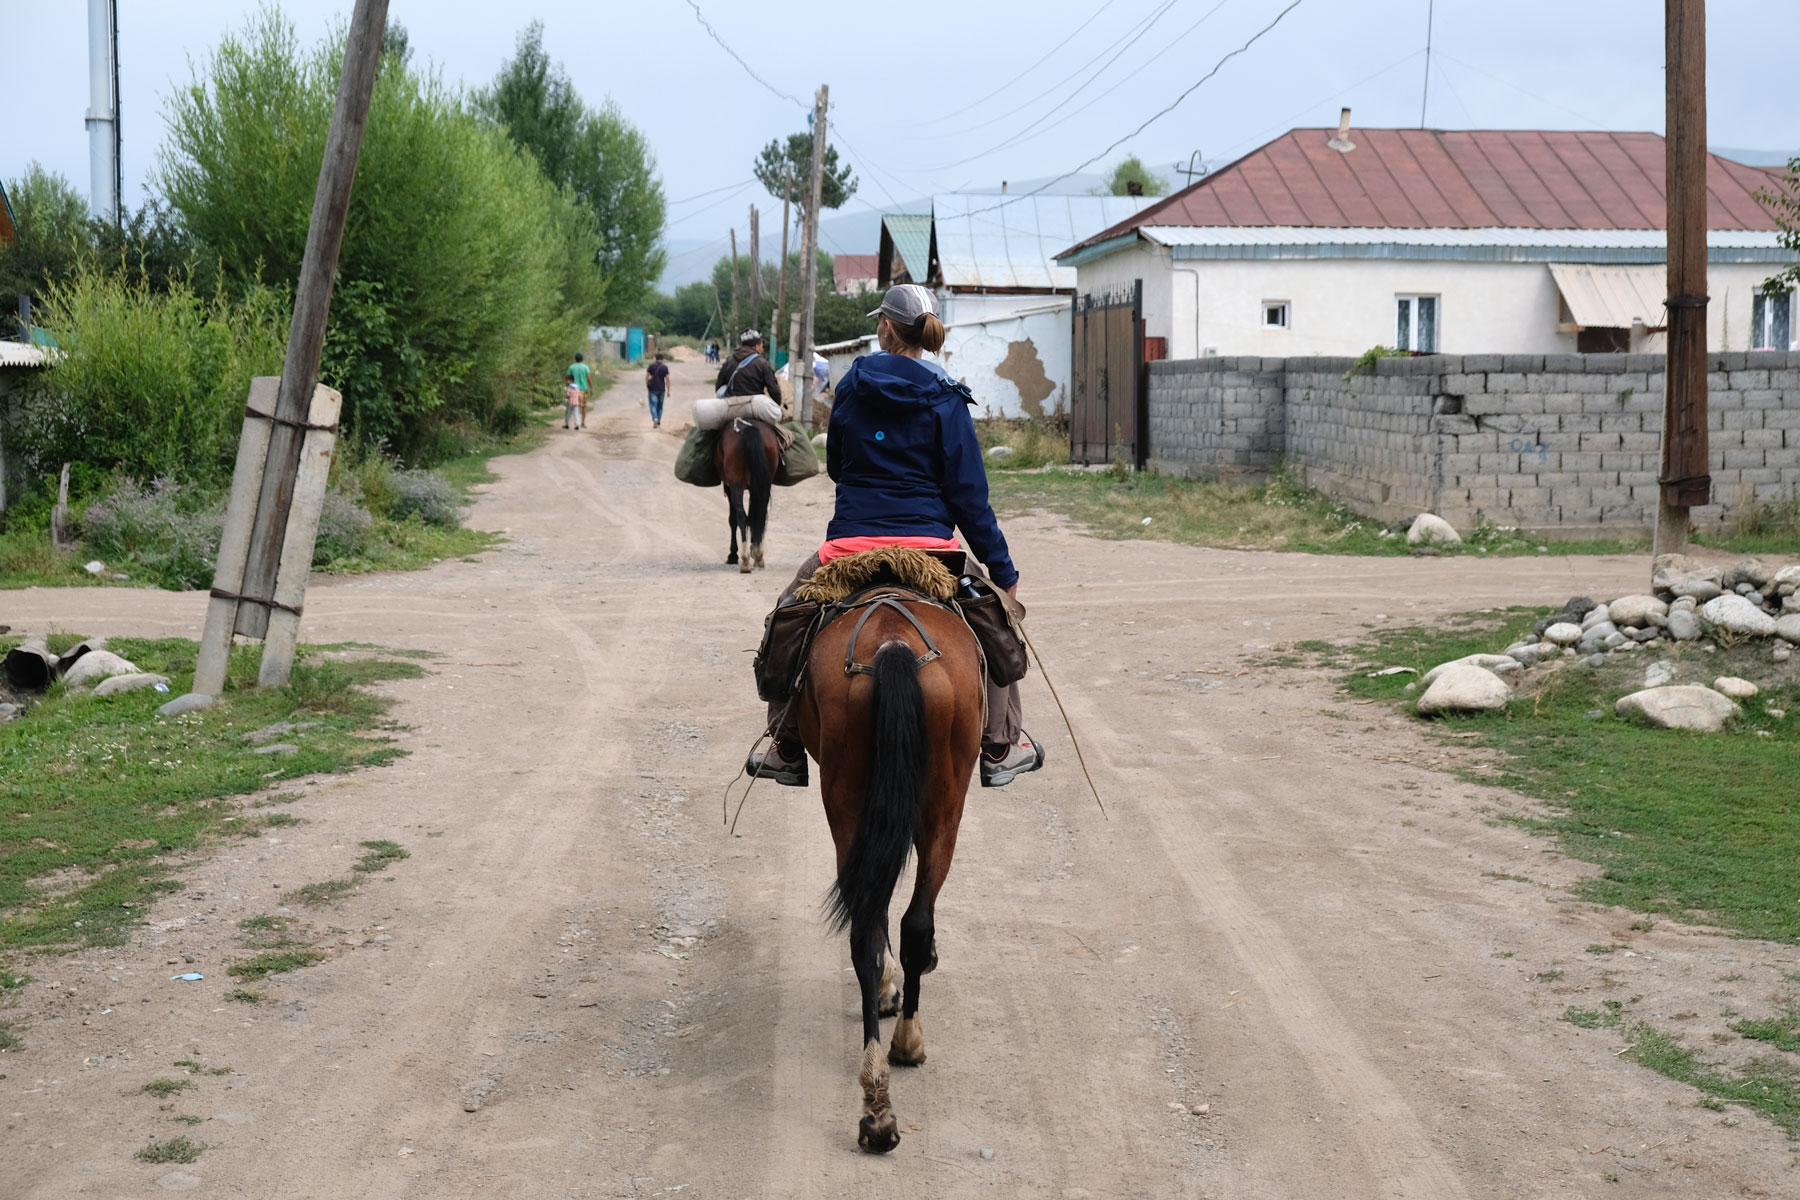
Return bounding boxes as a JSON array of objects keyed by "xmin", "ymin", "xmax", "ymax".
[
  {"xmin": 827, "ymin": 641, "xmax": 926, "ymax": 935},
  {"xmin": 741, "ymin": 420, "xmax": 773, "ymax": 544}
]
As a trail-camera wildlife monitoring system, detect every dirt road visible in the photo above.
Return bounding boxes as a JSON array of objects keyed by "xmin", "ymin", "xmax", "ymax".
[{"xmin": 7, "ymin": 360, "xmax": 1797, "ymax": 1198}]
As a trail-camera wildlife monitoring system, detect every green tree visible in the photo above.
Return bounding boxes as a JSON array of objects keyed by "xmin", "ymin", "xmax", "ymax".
[
  {"xmin": 1757, "ymin": 156, "xmax": 1800, "ymax": 298},
  {"xmin": 475, "ymin": 22, "xmax": 666, "ymax": 318},
  {"xmin": 161, "ymin": 8, "xmax": 604, "ymax": 453},
  {"xmin": 0, "ymin": 166, "xmax": 94, "ymax": 323},
  {"xmin": 754, "ymin": 133, "xmax": 857, "ymax": 231},
  {"xmin": 1100, "ymin": 155, "xmax": 1169, "ymax": 197}
]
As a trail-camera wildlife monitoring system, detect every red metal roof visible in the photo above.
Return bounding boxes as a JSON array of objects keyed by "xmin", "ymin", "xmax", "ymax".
[{"xmin": 1066, "ymin": 129, "xmax": 1788, "ymax": 254}]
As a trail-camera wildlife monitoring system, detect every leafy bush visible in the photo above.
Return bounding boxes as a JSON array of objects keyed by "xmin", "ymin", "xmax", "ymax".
[
  {"xmin": 312, "ymin": 488, "xmax": 374, "ymax": 565},
  {"xmin": 13, "ymin": 268, "xmax": 286, "ymax": 487},
  {"xmin": 80, "ymin": 477, "xmax": 225, "ymax": 590},
  {"xmin": 161, "ymin": 10, "xmax": 605, "ymax": 457},
  {"xmin": 388, "ymin": 469, "xmax": 461, "ymax": 528}
]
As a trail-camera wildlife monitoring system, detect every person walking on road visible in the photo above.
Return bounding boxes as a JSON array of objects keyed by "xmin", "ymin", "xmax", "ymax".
[
  {"xmin": 645, "ymin": 353, "xmax": 670, "ymax": 429},
  {"xmin": 563, "ymin": 371, "xmax": 583, "ymax": 431},
  {"xmin": 567, "ymin": 352, "xmax": 592, "ymax": 429}
]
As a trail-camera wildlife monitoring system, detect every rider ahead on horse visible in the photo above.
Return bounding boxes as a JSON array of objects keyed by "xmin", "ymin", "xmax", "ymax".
[
  {"xmin": 749, "ymin": 283, "xmax": 1046, "ymax": 790},
  {"xmin": 716, "ymin": 328, "xmax": 784, "ymax": 410}
]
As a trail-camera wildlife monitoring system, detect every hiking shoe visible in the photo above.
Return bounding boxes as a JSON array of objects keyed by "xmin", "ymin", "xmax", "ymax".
[
  {"xmin": 980, "ymin": 732, "xmax": 1045, "ymax": 787},
  {"xmin": 748, "ymin": 739, "xmax": 809, "ymax": 787}
]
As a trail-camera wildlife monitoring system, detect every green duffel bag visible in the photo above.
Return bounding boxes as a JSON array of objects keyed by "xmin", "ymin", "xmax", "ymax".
[
  {"xmin": 674, "ymin": 427, "xmax": 722, "ymax": 488},
  {"xmin": 774, "ymin": 422, "xmax": 821, "ymax": 487}
]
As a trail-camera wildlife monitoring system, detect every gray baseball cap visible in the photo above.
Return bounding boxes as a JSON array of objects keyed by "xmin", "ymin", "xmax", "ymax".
[{"xmin": 867, "ymin": 283, "xmax": 938, "ymax": 326}]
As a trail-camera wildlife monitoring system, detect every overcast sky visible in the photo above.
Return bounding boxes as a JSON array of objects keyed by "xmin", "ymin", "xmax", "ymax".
[{"xmin": 6, "ymin": 0, "xmax": 1799, "ymax": 289}]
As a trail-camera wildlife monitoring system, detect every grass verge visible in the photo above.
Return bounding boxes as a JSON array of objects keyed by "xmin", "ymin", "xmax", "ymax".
[
  {"xmin": 1563, "ymin": 1004, "xmax": 1800, "ymax": 1138},
  {"xmin": 986, "ymin": 465, "xmax": 1643, "ymax": 557},
  {"xmin": 0, "ymin": 638, "xmax": 422, "ymax": 957},
  {"xmin": 1314, "ymin": 609, "xmax": 1800, "ymax": 941}
]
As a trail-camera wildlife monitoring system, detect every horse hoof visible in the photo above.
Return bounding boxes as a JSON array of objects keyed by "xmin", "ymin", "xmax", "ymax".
[
  {"xmin": 858, "ymin": 1112, "xmax": 900, "ymax": 1154},
  {"xmin": 739, "ymin": 558, "xmax": 753, "ymax": 575}
]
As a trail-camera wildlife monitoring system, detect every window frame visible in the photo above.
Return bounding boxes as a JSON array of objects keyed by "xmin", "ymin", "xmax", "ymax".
[
  {"xmin": 1396, "ymin": 293, "xmax": 1440, "ymax": 353},
  {"xmin": 1751, "ymin": 289, "xmax": 1795, "ymax": 352},
  {"xmin": 1262, "ymin": 300, "xmax": 1291, "ymax": 330}
]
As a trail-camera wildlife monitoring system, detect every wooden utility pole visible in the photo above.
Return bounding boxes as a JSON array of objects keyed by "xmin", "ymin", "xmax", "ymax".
[
  {"xmin": 193, "ymin": 0, "xmax": 388, "ymax": 697},
  {"xmin": 773, "ymin": 168, "xmax": 792, "ymax": 366},
  {"xmin": 748, "ymin": 204, "xmax": 761, "ymax": 337},
  {"xmin": 796, "ymin": 84, "xmax": 829, "ymax": 427},
  {"xmin": 1656, "ymin": 0, "xmax": 1710, "ymax": 557},
  {"xmin": 728, "ymin": 226, "xmax": 741, "ymax": 339}
]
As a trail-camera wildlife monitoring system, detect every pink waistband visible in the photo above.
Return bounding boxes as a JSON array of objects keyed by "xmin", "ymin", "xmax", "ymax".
[{"xmin": 817, "ymin": 535, "xmax": 961, "ymax": 565}]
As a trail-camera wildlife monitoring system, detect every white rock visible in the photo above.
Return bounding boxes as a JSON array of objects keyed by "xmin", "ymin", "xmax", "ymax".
[
  {"xmin": 60, "ymin": 650, "xmax": 140, "ymax": 687},
  {"xmin": 1723, "ymin": 559, "xmax": 1772, "ymax": 590},
  {"xmin": 1776, "ymin": 647, "xmax": 1794, "ymax": 663},
  {"xmin": 1698, "ymin": 594, "xmax": 1777, "ymax": 639},
  {"xmin": 1543, "ymin": 622, "xmax": 1584, "ymax": 646},
  {"xmin": 1419, "ymin": 653, "xmax": 1519, "ymax": 688},
  {"xmin": 1644, "ymin": 661, "xmax": 1676, "ymax": 688},
  {"xmin": 1615, "ymin": 685, "xmax": 1740, "ymax": 732},
  {"xmin": 158, "ymin": 693, "xmax": 215, "ymax": 717},
  {"xmin": 1608, "ymin": 595, "xmax": 1668, "ymax": 628},
  {"xmin": 1416, "ymin": 665, "xmax": 1512, "ymax": 715},
  {"xmin": 84, "ymin": 560, "xmax": 106, "ymax": 575},
  {"xmin": 985, "ymin": 445, "xmax": 1015, "ymax": 460},
  {"xmin": 1406, "ymin": 513, "xmax": 1461, "ymax": 546},
  {"xmin": 1668, "ymin": 595, "xmax": 1698, "ymax": 612},
  {"xmin": 1581, "ymin": 604, "xmax": 1612, "ymax": 630},
  {"xmin": 1669, "ymin": 577, "xmax": 1724, "ymax": 602},
  {"xmin": 1775, "ymin": 614, "xmax": 1800, "ymax": 645},
  {"xmin": 1712, "ymin": 676, "xmax": 1759, "ymax": 700},
  {"xmin": 91, "ymin": 673, "xmax": 171, "ymax": 698}
]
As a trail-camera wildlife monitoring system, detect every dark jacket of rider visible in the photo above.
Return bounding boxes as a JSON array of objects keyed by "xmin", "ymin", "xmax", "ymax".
[{"xmin": 825, "ymin": 351, "xmax": 1018, "ymax": 589}]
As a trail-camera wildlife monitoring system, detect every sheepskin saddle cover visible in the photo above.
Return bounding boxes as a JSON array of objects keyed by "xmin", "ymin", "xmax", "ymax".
[{"xmin": 794, "ymin": 546, "xmax": 959, "ymax": 604}]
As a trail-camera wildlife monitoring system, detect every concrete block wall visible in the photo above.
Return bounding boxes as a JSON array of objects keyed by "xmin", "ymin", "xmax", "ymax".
[{"xmin": 1145, "ymin": 351, "xmax": 1800, "ymax": 537}]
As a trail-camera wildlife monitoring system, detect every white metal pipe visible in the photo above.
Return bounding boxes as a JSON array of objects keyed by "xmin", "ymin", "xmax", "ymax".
[{"xmin": 85, "ymin": 0, "xmax": 119, "ymax": 223}]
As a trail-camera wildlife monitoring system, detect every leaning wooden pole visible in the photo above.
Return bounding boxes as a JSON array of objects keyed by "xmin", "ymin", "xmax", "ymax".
[
  {"xmin": 796, "ymin": 84, "xmax": 829, "ymax": 428},
  {"xmin": 190, "ymin": 0, "xmax": 388, "ymax": 701},
  {"xmin": 1655, "ymin": 0, "xmax": 1710, "ymax": 558}
]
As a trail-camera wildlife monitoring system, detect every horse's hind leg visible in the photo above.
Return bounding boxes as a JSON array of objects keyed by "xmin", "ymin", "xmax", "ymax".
[
  {"xmin": 851, "ymin": 922, "xmax": 900, "ymax": 1152},
  {"xmin": 889, "ymin": 870, "xmax": 936, "ymax": 1067},
  {"xmin": 723, "ymin": 485, "xmax": 740, "ymax": 565},
  {"xmin": 878, "ymin": 931, "xmax": 901, "ymax": 1017}
]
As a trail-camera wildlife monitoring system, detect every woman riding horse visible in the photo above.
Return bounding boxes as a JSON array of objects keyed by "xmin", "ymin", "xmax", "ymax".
[{"xmin": 749, "ymin": 283, "xmax": 1045, "ymax": 789}]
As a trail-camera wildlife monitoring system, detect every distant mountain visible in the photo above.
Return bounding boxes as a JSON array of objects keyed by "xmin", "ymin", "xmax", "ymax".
[{"xmin": 1712, "ymin": 146, "xmax": 1798, "ymax": 168}]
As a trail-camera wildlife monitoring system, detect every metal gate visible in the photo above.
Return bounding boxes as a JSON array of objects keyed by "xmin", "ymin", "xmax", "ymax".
[{"xmin": 1069, "ymin": 280, "xmax": 1145, "ymax": 467}]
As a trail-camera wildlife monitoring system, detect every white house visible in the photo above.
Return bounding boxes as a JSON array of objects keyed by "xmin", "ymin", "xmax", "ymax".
[
  {"xmin": 860, "ymin": 194, "xmax": 1158, "ymax": 417},
  {"xmin": 1055, "ymin": 119, "xmax": 1798, "ymax": 361}
]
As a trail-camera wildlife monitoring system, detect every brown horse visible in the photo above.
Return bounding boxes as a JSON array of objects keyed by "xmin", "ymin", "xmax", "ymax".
[
  {"xmin": 713, "ymin": 418, "xmax": 781, "ymax": 573},
  {"xmin": 796, "ymin": 596, "xmax": 985, "ymax": 1153}
]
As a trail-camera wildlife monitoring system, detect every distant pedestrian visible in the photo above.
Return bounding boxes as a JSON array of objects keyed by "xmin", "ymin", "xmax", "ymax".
[
  {"xmin": 563, "ymin": 372, "xmax": 583, "ymax": 431},
  {"xmin": 568, "ymin": 352, "xmax": 592, "ymax": 427},
  {"xmin": 645, "ymin": 352, "xmax": 670, "ymax": 429}
]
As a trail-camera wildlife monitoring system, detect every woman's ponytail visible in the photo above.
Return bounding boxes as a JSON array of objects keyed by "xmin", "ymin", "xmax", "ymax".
[{"xmin": 911, "ymin": 312, "xmax": 946, "ymax": 354}]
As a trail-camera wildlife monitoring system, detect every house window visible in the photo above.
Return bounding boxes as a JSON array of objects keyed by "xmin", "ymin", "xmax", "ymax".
[
  {"xmin": 1396, "ymin": 294, "xmax": 1438, "ymax": 353},
  {"xmin": 1752, "ymin": 290, "xmax": 1793, "ymax": 351},
  {"xmin": 1263, "ymin": 301, "xmax": 1290, "ymax": 329}
]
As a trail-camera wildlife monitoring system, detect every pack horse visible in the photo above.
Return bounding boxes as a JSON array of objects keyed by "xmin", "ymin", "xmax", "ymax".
[{"xmin": 713, "ymin": 418, "xmax": 781, "ymax": 572}]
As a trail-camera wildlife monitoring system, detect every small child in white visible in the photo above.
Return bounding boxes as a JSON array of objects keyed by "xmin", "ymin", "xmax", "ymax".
[{"xmin": 563, "ymin": 372, "xmax": 583, "ymax": 430}]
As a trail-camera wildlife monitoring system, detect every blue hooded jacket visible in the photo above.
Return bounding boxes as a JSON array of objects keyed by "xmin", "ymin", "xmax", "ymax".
[{"xmin": 826, "ymin": 352, "xmax": 1018, "ymax": 589}]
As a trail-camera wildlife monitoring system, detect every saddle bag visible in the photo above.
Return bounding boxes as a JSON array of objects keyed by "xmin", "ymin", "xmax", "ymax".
[
  {"xmin": 754, "ymin": 599, "xmax": 822, "ymax": 703},
  {"xmin": 673, "ymin": 427, "xmax": 722, "ymax": 488},
  {"xmin": 774, "ymin": 423, "xmax": 821, "ymax": 487},
  {"xmin": 956, "ymin": 578, "xmax": 1030, "ymax": 688}
]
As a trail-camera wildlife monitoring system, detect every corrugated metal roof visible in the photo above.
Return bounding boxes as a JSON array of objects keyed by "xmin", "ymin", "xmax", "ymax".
[
  {"xmin": 1064, "ymin": 129, "xmax": 1792, "ymax": 259},
  {"xmin": 932, "ymin": 193, "xmax": 1158, "ymax": 290},
  {"xmin": 883, "ymin": 214, "xmax": 934, "ymax": 284},
  {"xmin": 1137, "ymin": 226, "xmax": 1787, "ymax": 248},
  {"xmin": 0, "ymin": 341, "xmax": 51, "ymax": 368},
  {"xmin": 1548, "ymin": 264, "xmax": 1668, "ymax": 329},
  {"xmin": 0, "ymin": 178, "xmax": 16, "ymax": 247}
]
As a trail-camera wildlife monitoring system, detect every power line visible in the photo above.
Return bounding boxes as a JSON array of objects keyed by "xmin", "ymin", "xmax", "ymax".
[
  {"xmin": 1432, "ymin": 50, "xmax": 1608, "ymax": 127},
  {"xmin": 1420, "ymin": 0, "xmax": 1435, "ymax": 128},
  {"xmin": 926, "ymin": 0, "xmax": 1189, "ymax": 170},
  {"xmin": 682, "ymin": 1, "xmax": 808, "ymax": 110},
  {"xmin": 914, "ymin": 0, "xmax": 1123, "ymax": 128},
  {"xmin": 903, "ymin": 0, "xmax": 1180, "ymax": 146},
  {"xmin": 958, "ymin": 0, "xmax": 1308, "ymax": 221},
  {"xmin": 1213, "ymin": 47, "xmax": 1424, "ymax": 164},
  {"xmin": 665, "ymin": 179, "xmax": 760, "ymax": 228},
  {"xmin": 667, "ymin": 178, "xmax": 757, "ymax": 207}
]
